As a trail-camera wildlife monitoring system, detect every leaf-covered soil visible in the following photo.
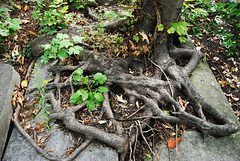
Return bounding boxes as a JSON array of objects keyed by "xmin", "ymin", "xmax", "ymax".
[{"xmin": 1, "ymin": 0, "xmax": 240, "ymax": 160}]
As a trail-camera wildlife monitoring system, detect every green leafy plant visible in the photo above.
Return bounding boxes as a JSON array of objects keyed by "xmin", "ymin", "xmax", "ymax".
[
  {"xmin": 33, "ymin": 65, "xmax": 52, "ymax": 129},
  {"xmin": 32, "ymin": 0, "xmax": 74, "ymax": 35},
  {"xmin": 0, "ymin": 6, "xmax": 22, "ymax": 38},
  {"xmin": 41, "ymin": 33, "xmax": 84, "ymax": 64},
  {"xmin": 70, "ymin": 68, "xmax": 109, "ymax": 111},
  {"xmin": 181, "ymin": 0, "xmax": 240, "ymax": 56}
]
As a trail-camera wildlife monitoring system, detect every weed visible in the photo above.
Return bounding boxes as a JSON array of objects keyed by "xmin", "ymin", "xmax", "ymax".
[
  {"xmin": 32, "ymin": 65, "xmax": 52, "ymax": 129},
  {"xmin": 70, "ymin": 68, "xmax": 109, "ymax": 111},
  {"xmin": 41, "ymin": 33, "xmax": 84, "ymax": 64}
]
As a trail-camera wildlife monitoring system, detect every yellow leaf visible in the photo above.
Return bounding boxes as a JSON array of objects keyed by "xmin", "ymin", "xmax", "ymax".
[
  {"xmin": 42, "ymin": 79, "xmax": 53, "ymax": 86},
  {"xmin": 21, "ymin": 80, "xmax": 28, "ymax": 89}
]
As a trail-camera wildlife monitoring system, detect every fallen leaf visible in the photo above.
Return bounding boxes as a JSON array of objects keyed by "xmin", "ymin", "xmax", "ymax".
[
  {"xmin": 46, "ymin": 148, "xmax": 54, "ymax": 153},
  {"xmin": 116, "ymin": 95, "xmax": 127, "ymax": 104},
  {"xmin": 23, "ymin": 4, "xmax": 28, "ymax": 11},
  {"xmin": 20, "ymin": 19, "xmax": 31, "ymax": 24},
  {"xmin": 12, "ymin": 45, "xmax": 19, "ymax": 57},
  {"xmin": 16, "ymin": 54, "xmax": 24, "ymax": 65},
  {"xmin": 179, "ymin": 97, "xmax": 186, "ymax": 111},
  {"xmin": 168, "ymin": 137, "xmax": 181, "ymax": 148},
  {"xmin": 42, "ymin": 79, "xmax": 53, "ymax": 86},
  {"xmin": 21, "ymin": 80, "xmax": 28, "ymax": 89},
  {"xmin": 29, "ymin": 30, "xmax": 36, "ymax": 35},
  {"xmin": 139, "ymin": 31, "xmax": 149, "ymax": 44}
]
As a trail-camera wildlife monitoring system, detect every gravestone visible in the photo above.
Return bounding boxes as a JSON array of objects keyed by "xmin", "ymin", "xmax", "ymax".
[{"xmin": 0, "ymin": 64, "xmax": 20, "ymax": 160}]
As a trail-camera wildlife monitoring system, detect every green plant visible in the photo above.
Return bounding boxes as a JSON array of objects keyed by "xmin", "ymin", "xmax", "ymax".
[
  {"xmin": 158, "ymin": 21, "xmax": 190, "ymax": 43},
  {"xmin": 32, "ymin": 0, "xmax": 74, "ymax": 35},
  {"xmin": 0, "ymin": 6, "xmax": 22, "ymax": 38},
  {"xmin": 33, "ymin": 65, "xmax": 52, "ymax": 129},
  {"xmin": 69, "ymin": 0, "xmax": 88, "ymax": 9},
  {"xmin": 181, "ymin": 0, "xmax": 240, "ymax": 56},
  {"xmin": 41, "ymin": 33, "xmax": 84, "ymax": 64},
  {"xmin": 70, "ymin": 68, "xmax": 109, "ymax": 111}
]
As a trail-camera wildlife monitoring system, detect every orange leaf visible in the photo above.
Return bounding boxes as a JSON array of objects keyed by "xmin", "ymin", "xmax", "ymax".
[
  {"xmin": 46, "ymin": 148, "xmax": 54, "ymax": 153},
  {"xmin": 23, "ymin": 5, "xmax": 28, "ymax": 11},
  {"xmin": 168, "ymin": 137, "xmax": 181, "ymax": 148},
  {"xmin": 29, "ymin": 30, "xmax": 36, "ymax": 35}
]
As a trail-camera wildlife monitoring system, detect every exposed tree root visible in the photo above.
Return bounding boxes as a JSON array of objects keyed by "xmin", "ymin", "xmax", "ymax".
[
  {"xmin": 13, "ymin": 45, "xmax": 238, "ymax": 160},
  {"xmin": 12, "ymin": 0, "xmax": 239, "ymax": 160}
]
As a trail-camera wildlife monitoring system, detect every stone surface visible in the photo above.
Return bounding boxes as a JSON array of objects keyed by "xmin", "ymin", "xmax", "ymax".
[
  {"xmin": 146, "ymin": 62, "xmax": 240, "ymax": 161},
  {"xmin": 2, "ymin": 59, "xmax": 118, "ymax": 161},
  {"xmin": 0, "ymin": 64, "xmax": 20, "ymax": 160},
  {"xmin": 229, "ymin": 0, "xmax": 240, "ymax": 4}
]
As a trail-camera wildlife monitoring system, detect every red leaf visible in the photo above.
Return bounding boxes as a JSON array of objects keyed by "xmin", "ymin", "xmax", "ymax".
[{"xmin": 168, "ymin": 137, "xmax": 181, "ymax": 148}]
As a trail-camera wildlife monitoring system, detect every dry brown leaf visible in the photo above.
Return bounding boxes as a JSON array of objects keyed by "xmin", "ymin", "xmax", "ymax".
[
  {"xmin": 16, "ymin": 54, "xmax": 24, "ymax": 65},
  {"xmin": 20, "ymin": 19, "xmax": 30, "ymax": 24}
]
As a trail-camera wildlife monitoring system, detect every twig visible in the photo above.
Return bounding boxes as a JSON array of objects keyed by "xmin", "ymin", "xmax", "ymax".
[
  {"xmin": 137, "ymin": 120, "xmax": 155, "ymax": 155},
  {"xmin": 148, "ymin": 58, "xmax": 174, "ymax": 97}
]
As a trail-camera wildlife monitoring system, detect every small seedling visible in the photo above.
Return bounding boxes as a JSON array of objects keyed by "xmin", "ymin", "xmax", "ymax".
[{"xmin": 70, "ymin": 68, "xmax": 109, "ymax": 111}]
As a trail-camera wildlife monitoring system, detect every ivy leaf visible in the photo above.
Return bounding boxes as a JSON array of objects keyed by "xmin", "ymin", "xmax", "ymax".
[
  {"xmin": 40, "ymin": 54, "xmax": 50, "ymax": 64},
  {"xmin": 58, "ymin": 49, "xmax": 68, "ymax": 59},
  {"xmin": 60, "ymin": 5, "xmax": 68, "ymax": 14},
  {"xmin": 59, "ymin": 39, "xmax": 73, "ymax": 49},
  {"xmin": 72, "ymin": 36, "xmax": 84, "ymax": 43},
  {"xmin": 98, "ymin": 86, "xmax": 109, "ymax": 93},
  {"xmin": 167, "ymin": 27, "xmax": 175, "ymax": 34},
  {"xmin": 94, "ymin": 92, "xmax": 104, "ymax": 102},
  {"xmin": 56, "ymin": 33, "xmax": 70, "ymax": 40},
  {"xmin": 86, "ymin": 100, "xmax": 95, "ymax": 111},
  {"xmin": 122, "ymin": 10, "xmax": 134, "ymax": 18},
  {"xmin": 0, "ymin": 29, "xmax": 9, "ymax": 36},
  {"xmin": 157, "ymin": 24, "xmax": 164, "ymax": 31},
  {"xmin": 178, "ymin": 37, "xmax": 187, "ymax": 43},
  {"xmin": 68, "ymin": 46, "xmax": 83, "ymax": 55},
  {"xmin": 104, "ymin": 10, "xmax": 120, "ymax": 19},
  {"xmin": 8, "ymin": 18, "xmax": 22, "ymax": 31},
  {"xmin": 172, "ymin": 21, "xmax": 190, "ymax": 35},
  {"xmin": 75, "ymin": 68, "xmax": 83, "ymax": 76}
]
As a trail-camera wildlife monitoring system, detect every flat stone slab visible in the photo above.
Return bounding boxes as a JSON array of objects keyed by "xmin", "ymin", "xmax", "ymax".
[
  {"xmin": 0, "ymin": 64, "xmax": 20, "ymax": 160},
  {"xmin": 2, "ymin": 60, "xmax": 118, "ymax": 161},
  {"xmin": 146, "ymin": 62, "xmax": 240, "ymax": 161}
]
